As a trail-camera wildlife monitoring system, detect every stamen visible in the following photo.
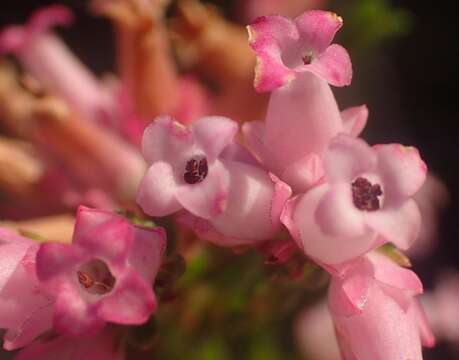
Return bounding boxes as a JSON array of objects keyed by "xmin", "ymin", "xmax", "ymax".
[
  {"xmin": 351, "ymin": 177, "xmax": 383, "ymax": 211},
  {"xmin": 302, "ymin": 54, "xmax": 313, "ymax": 65},
  {"xmin": 76, "ymin": 259, "xmax": 115, "ymax": 295},
  {"xmin": 184, "ymin": 157, "xmax": 208, "ymax": 184}
]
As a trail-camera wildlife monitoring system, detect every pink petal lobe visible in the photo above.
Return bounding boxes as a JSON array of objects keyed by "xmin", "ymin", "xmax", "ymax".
[
  {"xmin": 136, "ymin": 162, "xmax": 181, "ymax": 217},
  {"xmin": 28, "ymin": 5, "xmax": 74, "ymax": 34},
  {"xmin": 294, "ymin": 10, "xmax": 343, "ymax": 53},
  {"xmin": 281, "ymin": 152, "xmax": 324, "ymax": 193},
  {"xmin": 97, "ymin": 271, "xmax": 156, "ymax": 325},
  {"xmin": 269, "ymin": 173, "xmax": 292, "ymax": 229},
  {"xmin": 411, "ymin": 299, "xmax": 436, "ymax": 347},
  {"xmin": 341, "ymin": 105, "xmax": 369, "ymax": 137},
  {"xmin": 190, "ymin": 116, "xmax": 238, "ymax": 160},
  {"xmin": 324, "ymin": 135, "xmax": 377, "ymax": 183},
  {"xmin": 315, "ymin": 183, "xmax": 366, "ymax": 238},
  {"xmin": 375, "ymin": 144, "xmax": 427, "ymax": 200},
  {"xmin": 365, "ymin": 199, "xmax": 421, "ymax": 250},
  {"xmin": 175, "ymin": 160, "xmax": 229, "ymax": 219}
]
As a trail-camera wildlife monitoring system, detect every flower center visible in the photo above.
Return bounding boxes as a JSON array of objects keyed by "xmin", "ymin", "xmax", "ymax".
[
  {"xmin": 351, "ymin": 177, "xmax": 383, "ymax": 211},
  {"xmin": 184, "ymin": 157, "xmax": 208, "ymax": 184},
  {"xmin": 76, "ymin": 259, "xmax": 115, "ymax": 295},
  {"xmin": 302, "ymin": 53, "xmax": 313, "ymax": 65}
]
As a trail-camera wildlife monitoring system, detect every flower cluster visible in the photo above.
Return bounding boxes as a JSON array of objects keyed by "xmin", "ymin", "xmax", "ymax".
[{"xmin": 0, "ymin": 3, "xmax": 441, "ymax": 360}]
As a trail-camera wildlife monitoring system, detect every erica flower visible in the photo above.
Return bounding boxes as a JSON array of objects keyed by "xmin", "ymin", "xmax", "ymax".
[
  {"xmin": 328, "ymin": 253, "xmax": 435, "ymax": 359},
  {"xmin": 247, "ymin": 10, "xmax": 352, "ymax": 92},
  {"xmin": 0, "ymin": 228, "xmax": 53, "ymax": 351},
  {"xmin": 281, "ymin": 135, "xmax": 426, "ymax": 265},
  {"xmin": 137, "ymin": 116, "xmax": 291, "ymax": 245},
  {"xmin": 0, "ymin": 5, "xmax": 117, "ymax": 125},
  {"xmin": 35, "ymin": 206, "xmax": 166, "ymax": 336},
  {"xmin": 244, "ymin": 73, "xmax": 368, "ymax": 192}
]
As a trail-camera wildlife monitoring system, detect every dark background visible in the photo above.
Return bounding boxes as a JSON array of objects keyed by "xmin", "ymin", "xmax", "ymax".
[{"xmin": 1, "ymin": 0, "xmax": 458, "ymax": 359}]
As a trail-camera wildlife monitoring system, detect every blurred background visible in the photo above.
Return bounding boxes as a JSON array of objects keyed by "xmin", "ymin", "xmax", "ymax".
[{"xmin": 0, "ymin": 0, "xmax": 458, "ymax": 359}]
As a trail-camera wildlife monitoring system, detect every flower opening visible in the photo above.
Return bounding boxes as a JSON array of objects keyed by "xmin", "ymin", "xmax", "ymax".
[{"xmin": 351, "ymin": 176, "xmax": 383, "ymax": 211}]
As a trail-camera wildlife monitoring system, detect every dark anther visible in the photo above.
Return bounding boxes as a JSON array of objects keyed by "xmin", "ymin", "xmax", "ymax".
[
  {"xmin": 184, "ymin": 157, "xmax": 208, "ymax": 184},
  {"xmin": 76, "ymin": 259, "xmax": 115, "ymax": 295},
  {"xmin": 351, "ymin": 177, "xmax": 383, "ymax": 211},
  {"xmin": 302, "ymin": 54, "xmax": 313, "ymax": 65}
]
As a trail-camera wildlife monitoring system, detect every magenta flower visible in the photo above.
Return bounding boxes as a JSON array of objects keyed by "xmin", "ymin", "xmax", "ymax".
[
  {"xmin": 247, "ymin": 10, "xmax": 352, "ymax": 92},
  {"xmin": 137, "ymin": 116, "xmax": 292, "ymax": 245},
  {"xmin": 0, "ymin": 5, "xmax": 117, "ymax": 125},
  {"xmin": 15, "ymin": 328, "xmax": 123, "ymax": 360},
  {"xmin": 35, "ymin": 206, "xmax": 166, "ymax": 336},
  {"xmin": 281, "ymin": 135, "xmax": 426, "ymax": 265},
  {"xmin": 328, "ymin": 253, "xmax": 435, "ymax": 359},
  {"xmin": 0, "ymin": 228, "xmax": 53, "ymax": 351},
  {"xmin": 244, "ymin": 73, "xmax": 368, "ymax": 193}
]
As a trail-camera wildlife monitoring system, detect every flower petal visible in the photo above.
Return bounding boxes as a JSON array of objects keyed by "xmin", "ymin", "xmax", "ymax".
[
  {"xmin": 136, "ymin": 162, "xmax": 181, "ymax": 217},
  {"xmin": 324, "ymin": 134, "xmax": 377, "ymax": 183},
  {"xmin": 175, "ymin": 160, "xmax": 229, "ymax": 219},
  {"xmin": 365, "ymin": 199, "xmax": 421, "ymax": 250},
  {"xmin": 97, "ymin": 271, "xmax": 155, "ymax": 325},
  {"xmin": 341, "ymin": 105, "xmax": 369, "ymax": 137},
  {"xmin": 281, "ymin": 152, "xmax": 324, "ymax": 193},
  {"xmin": 269, "ymin": 173, "xmax": 292, "ymax": 229},
  {"xmin": 294, "ymin": 10, "xmax": 344, "ymax": 54},
  {"xmin": 190, "ymin": 116, "xmax": 238, "ymax": 160},
  {"xmin": 315, "ymin": 183, "xmax": 367, "ymax": 238},
  {"xmin": 141, "ymin": 116, "xmax": 193, "ymax": 164},
  {"xmin": 374, "ymin": 144, "xmax": 427, "ymax": 200},
  {"xmin": 301, "ymin": 44, "xmax": 352, "ymax": 86}
]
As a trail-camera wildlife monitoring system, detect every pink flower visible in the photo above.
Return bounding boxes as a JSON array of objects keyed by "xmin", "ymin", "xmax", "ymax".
[
  {"xmin": 281, "ymin": 135, "xmax": 426, "ymax": 265},
  {"xmin": 328, "ymin": 253, "xmax": 435, "ymax": 360},
  {"xmin": 247, "ymin": 10, "xmax": 352, "ymax": 92},
  {"xmin": 15, "ymin": 328, "xmax": 123, "ymax": 360},
  {"xmin": 0, "ymin": 5, "xmax": 117, "ymax": 125},
  {"xmin": 35, "ymin": 206, "xmax": 166, "ymax": 336},
  {"xmin": 0, "ymin": 228, "xmax": 53, "ymax": 351},
  {"xmin": 243, "ymin": 73, "xmax": 368, "ymax": 192},
  {"xmin": 137, "ymin": 116, "xmax": 291, "ymax": 245}
]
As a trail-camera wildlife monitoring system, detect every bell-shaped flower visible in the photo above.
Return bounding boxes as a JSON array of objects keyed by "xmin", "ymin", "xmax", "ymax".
[
  {"xmin": 137, "ymin": 116, "xmax": 292, "ymax": 245},
  {"xmin": 328, "ymin": 253, "xmax": 435, "ymax": 359},
  {"xmin": 15, "ymin": 327, "xmax": 123, "ymax": 360},
  {"xmin": 0, "ymin": 228, "xmax": 54, "ymax": 351},
  {"xmin": 35, "ymin": 206, "xmax": 166, "ymax": 336},
  {"xmin": 247, "ymin": 10, "xmax": 352, "ymax": 92},
  {"xmin": 281, "ymin": 134, "xmax": 426, "ymax": 265},
  {"xmin": 0, "ymin": 5, "xmax": 117, "ymax": 125},
  {"xmin": 244, "ymin": 72, "xmax": 368, "ymax": 193}
]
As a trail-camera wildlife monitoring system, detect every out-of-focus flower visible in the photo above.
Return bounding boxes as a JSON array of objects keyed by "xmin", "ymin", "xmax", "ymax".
[
  {"xmin": 243, "ymin": 72, "xmax": 368, "ymax": 192},
  {"xmin": 15, "ymin": 327, "xmax": 124, "ymax": 360},
  {"xmin": 247, "ymin": 11, "xmax": 352, "ymax": 92},
  {"xmin": 0, "ymin": 5, "xmax": 117, "ymax": 126},
  {"xmin": 0, "ymin": 137, "xmax": 44, "ymax": 198},
  {"xmin": 138, "ymin": 116, "xmax": 291, "ymax": 245},
  {"xmin": 0, "ymin": 228, "xmax": 53, "ymax": 351},
  {"xmin": 281, "ymin": 135, "xmax": 426, "ymax": 266},
  {"xmin": 328, "ymin": 253, "xmax": 435, "ymax": 359},
  {"xmin": 295, "ymin": 301, "xmax": 340, "ymax": 360},
  {"xmin": 422, "ymin": 272, "xmax": 459, "ymax": 350},
  {"xmin": 35, "ymin": 207, "xmax": 166, "ymax": 336}
]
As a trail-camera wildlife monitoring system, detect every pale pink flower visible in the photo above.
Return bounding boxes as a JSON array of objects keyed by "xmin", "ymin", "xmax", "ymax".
[
  {"xmin": 0, "ymin": 5, "xmax": 117, "ymax": 125},
  {"xmin": 328, "ymin": 253, "xmax": 435, "ymax": 360},
  {"xmin": 243, "ymin": 72, "xmax": 368, "ymax": 192},
  {"xmin": 15, "ymin": 328, "xmax": 123, "ymax": 360},
  {"xmin": 0, "ymin": 228, "xmax": 53, "ymax": 351},
  {"xmin": 281, "ymin": 134, "xmax": 426, "ymax": 265},
  {"xmin": 35, "ymin": 206, "xmax": 166, "ymax": 336},
  {"xmin": 247, "ymin": 10, "xmax": 352, "ymax": 92},
  {"xmin": 137, "ymin": 116, "xmax": 291, "ymax": 245}
]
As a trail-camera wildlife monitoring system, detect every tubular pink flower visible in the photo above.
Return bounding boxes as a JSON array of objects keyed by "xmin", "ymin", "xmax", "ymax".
[
  {"xmin": 35, "ymin": 207, "xmax": 166, "ymax": 336},
  {"xmin": 281, "ymin": 134, "xmax": 426, "ymax": 265},
  {"xmin": 137, "ymin": 116, "xmax": 291, "ymax": 244},
  {"xmin": 243, "ymin": 72, "xmax": 368, "ymax": 193},
  {"xmin": 247, "ymin": 10, "xmax": 352, "ymax": 92},
  {"xmin": 328, "ymin": 253, "xmax": 435, "ymax": 360},
  {"xmin": 0, "ymin": 5, "xmax": 117, "ymax": 125},
  {"xmin": 0, "ymin": 228, "xmax": 53, "ymax": 351},
  {"xmin": 15, "ymin": 328, "xmax": 123, "ymax": 360}
]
